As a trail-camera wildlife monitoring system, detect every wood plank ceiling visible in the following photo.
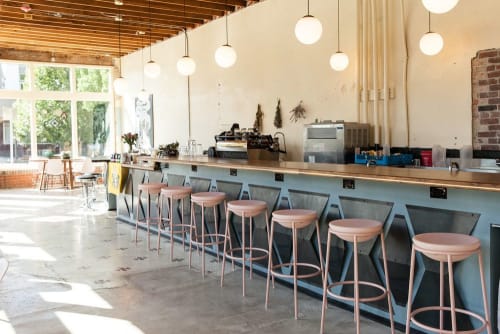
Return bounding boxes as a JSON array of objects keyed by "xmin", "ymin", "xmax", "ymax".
[{"xmin": 0, "ymin": 0, "xmax": 261, "ymax": 65}]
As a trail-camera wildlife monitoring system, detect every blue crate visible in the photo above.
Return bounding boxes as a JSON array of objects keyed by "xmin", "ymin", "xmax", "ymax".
[{"xmin": 355, "ymin": 154, "xmax": 413, "ymax": 166}]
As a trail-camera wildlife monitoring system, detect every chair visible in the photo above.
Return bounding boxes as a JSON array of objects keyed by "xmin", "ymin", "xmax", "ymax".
[
  {"xmin": 265, "ymin": 209, "xmax": 323, "ymax": 319},
  {"xmin": 405, "ymin": 232, "xmax": 491, "ymax": 334},
  {"xmin": 28, "ymin": 159, "xmax": 47, "ymax": 189},
  {"xmin": 189, "ymin": 191, "xmax": 227, "ymax": 278},
  {"xmin": 159, "ymin": 186, "xmax": 193, "ymax": 259},
  {"xmin": 320, "ymin": 218, "xmax": 394, "ymax": 334},
  {"xmin": 135, "ymin": 183, "xmax": 167, "ymax": 252},
  {"xmin": 220, "ymin": 200, "xmax": 270, "ymax": 296},
  {"xmin": 42, "ymin": 159, "xmax": 67, "ymax": 190}
]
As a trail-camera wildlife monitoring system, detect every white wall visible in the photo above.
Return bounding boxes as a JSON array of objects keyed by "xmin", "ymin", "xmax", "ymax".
[{"xmin": 120, "ymin": 0, "xmax": 500, "ymax": 161}]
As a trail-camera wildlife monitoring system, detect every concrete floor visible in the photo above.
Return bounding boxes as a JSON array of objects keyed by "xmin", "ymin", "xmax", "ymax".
[{"xmin": 0, "ymin": 188, "xmax": 398, "ymax": 334}]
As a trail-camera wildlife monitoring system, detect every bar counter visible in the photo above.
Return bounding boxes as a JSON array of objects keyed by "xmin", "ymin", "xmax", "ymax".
[{"xmin": 116, "ymin": 156, "xmax": 500, "ymax": 332}]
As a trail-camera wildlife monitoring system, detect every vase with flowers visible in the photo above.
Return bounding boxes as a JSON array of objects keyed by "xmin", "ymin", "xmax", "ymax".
[{"xmin": 122, "ymin": 132, "xmax": 138, "ymax": 153}]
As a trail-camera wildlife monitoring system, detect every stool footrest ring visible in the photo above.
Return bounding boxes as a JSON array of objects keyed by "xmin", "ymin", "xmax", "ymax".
[
  {"xmin": 270, "ymin": 262, "xmax": 322, "ymax": 280},
  {"xmin": 191, "ymin": 233, "xmax": 226, "ymax": 247},
  {"xmin": 325, "ymin": 280, "xmax": 388, "ymax": 303},
  {"xmin": 224, "ymin": 247, "xmax": 269, "ymax": 262},
  {"xmin": 410, "ymin": 306, "xmax": 488, "ymax": 334}
]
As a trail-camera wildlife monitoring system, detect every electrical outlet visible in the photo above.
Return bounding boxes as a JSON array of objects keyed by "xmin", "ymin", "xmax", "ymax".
[
  {"xmin": 230, "ymin": 168, "xmax": 237, "ymax": 176},
  {"xmin": 275, "ymin": 173, "xmax": 284, "ymax": 182},
  {"xmin": 430, "ymin": 187, "xmax": 447, "ymax": 199},
  {"xmin": 343, "ymin": 179, "xmax": 355, "ymax": 189},
  {"xmin": 191, "ymin": 165, "xmax": 197, "ymax": 172}
]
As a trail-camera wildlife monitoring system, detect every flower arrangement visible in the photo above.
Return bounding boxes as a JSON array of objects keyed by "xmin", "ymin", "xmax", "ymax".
[{"xmin": 121, "ymin": 132, "xmax": 138, "ymax": 152}]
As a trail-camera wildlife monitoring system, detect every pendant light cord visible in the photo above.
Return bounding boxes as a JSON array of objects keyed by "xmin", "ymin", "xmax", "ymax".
[
  {"xmin": 307, "ymin": 0, "xmax": 310, "ymax": 16},
  {"xmin": 427, "ymin": 11, "xmax": 431, "ymax": 33},
  {"xmin": 118, "ymin": 8, "xmax": 122, "ymax": 76},
  {"xmin": 183, "ymin": 0, "xmax": 189, "ymax": 56},
  {"xmin": 337, "ymin": 0, "xmax": 340, "ymax": 51},
  {"xmin": 148, "ymin": 0, "xmax": 153, "ymax": 61},
  {"xmin": 225, "ymin": 0, "xmax": 229, "ymax": 45},
  {"xmin": 141, "ymin": 35, "xmax": 144, "ymax": 89}
]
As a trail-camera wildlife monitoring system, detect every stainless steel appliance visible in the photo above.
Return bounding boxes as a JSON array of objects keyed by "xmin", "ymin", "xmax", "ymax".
[{"xmin": 303, "ymin": 121, "xmax": 369, "ymax": 163}]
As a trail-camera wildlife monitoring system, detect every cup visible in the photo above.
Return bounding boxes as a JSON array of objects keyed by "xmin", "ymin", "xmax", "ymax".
[{"xmin": 413, "ymin": 158, "xmax": 421, "ymax": 167}]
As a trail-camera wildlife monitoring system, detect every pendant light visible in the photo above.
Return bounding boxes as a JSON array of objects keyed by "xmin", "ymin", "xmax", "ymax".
[
  {"xmin": 295, "ymin": 0, "xmax": 322, "ymax": 45},
  {"xmin": 144, "ymin": 0, "xmax": 161, "ymax": 78},
  {"xmin": 329, "ymin": 0, "xmax": 348, "ymax": 71},
  {"xmin": 177, "ymin": 0, "xmax": 196, "ymax": 76},
  {"xmin": 215, "ymin": 0, "xmax": 237, "ymax": 68},
  {"xmin": 138, "ymin": 33, "xmax": 149, "ymax": 101},
  {"xmin": 113, "ymin": 8, "xmax": 127, "ymax": 96},
  {"xmin": 419, "ymin": 12, "xmax": 443, "ymax": 56},
  {"xmin": 422, "ymin": 0, "xmax": 459, "ymax": 14}
]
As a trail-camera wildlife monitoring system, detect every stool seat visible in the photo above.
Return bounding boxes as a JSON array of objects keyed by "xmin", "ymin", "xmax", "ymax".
[
  {"xmin": 413, "ymin": 232, "xmax": 480, "ymax": 262},
  {"xmin": 138, "ymin": 183, "xmax": 165, "ymax": 192},
  {"xmin": 329, "ymin": 218, "xmax": 382, "ymax": 243},
  {"xmin": 191, "ymin": 192, "xmax": 226, "ymax": 207},
  {"xmin": 76, "ymin": 174, "xmax": 97, "ymax": 181},
  {"xmin": 271, "ymin": 209, "xmax": 317, "ymax": 229},
  {"xmin": 227, "ymin": 200, "xmax": 267, "ymax": 217},
  {"xmin": 160, "ymin": 186, "xmax": 192, "ymax": 199},
  {"xmin": 135, "ymin": 182, "xmax": 167, "ymax": 253}
]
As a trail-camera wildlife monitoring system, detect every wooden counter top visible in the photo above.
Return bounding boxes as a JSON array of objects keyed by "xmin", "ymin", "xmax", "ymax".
[{"xmin": 140, "ymin": 156, "xmax": 500, "ymax": 192}]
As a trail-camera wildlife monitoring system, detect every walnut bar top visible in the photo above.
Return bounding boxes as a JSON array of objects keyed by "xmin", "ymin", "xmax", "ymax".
[{"xmin": 142, "ymin": 156, "xmax": 500, "ymax": 192}]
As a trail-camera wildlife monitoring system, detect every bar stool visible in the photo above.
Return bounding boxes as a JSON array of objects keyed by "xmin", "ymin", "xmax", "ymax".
[
  {"xmin": 265, "ymin": 209, "xmax": 323, "ymax": 319},
  {"xmin": 75, "ymin": 174, "xmax": 97, "ymax": 209},
  {"xmin": 135, "ymin": 183, "xmax": 166, "ymax": 252},
  {"xmin": 189, "ymin": 191, "xmax": 226, "ymax": 278},
  {"xmin": 220, "ymin": 199, "xmax": 269, "ymax": 296},
  {"xmin": 405, "ymin": 232, "xmax": 491, "ymax": 334},
  {"xmin": 320, "ymin": 218, "xmax": 394, "ymax": 334},
  {"xmin": 159, "ymin": 186, "xmax": 193, "ymax": 259}
]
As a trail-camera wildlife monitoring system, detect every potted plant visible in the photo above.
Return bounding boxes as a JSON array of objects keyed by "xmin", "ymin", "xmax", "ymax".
[
  {"xmin": 121, "ymin": 132, "xmax": 138, "ymax": 153},
  {"xmin": 159, "ymin": 141, "xmax": 179, "ymax": 156}
]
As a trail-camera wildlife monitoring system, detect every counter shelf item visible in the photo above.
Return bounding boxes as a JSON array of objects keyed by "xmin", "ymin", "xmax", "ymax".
[{"xmin": 354, "ymin": 153, "xmax": 413, "ymax": 166}]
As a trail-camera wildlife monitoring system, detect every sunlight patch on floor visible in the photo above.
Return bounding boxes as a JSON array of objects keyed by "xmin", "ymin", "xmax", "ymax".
[
  {"xmin": 0, "ymin": 232, "xmax": 34, "ymax": 245},
  {"xmin": 0, "ymin": 310, "xmax": 16, "ymax": 334},
  {"xmin": 32, "ymin": 279, "xmax": 112, "ymax": 309},
  {"xmin": 55, "ymin": 312, "xmax": 144, "ymax": 334},
  {"xmin": 26, "ymin": 215, "xmax": 82, "ymax": 223},
  {"xmin": 0, "ymin": 245, "xmax": 56, "ymax": 261}
]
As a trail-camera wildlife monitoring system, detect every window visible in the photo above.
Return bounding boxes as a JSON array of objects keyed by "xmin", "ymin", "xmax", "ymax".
[
  {"xmin": 77, "ymin": 101, "xmax": 110, "ymax": 157},
  {"xmin": 34, "ymin": 66, "xmax": 70, "ymax": 92},
  {"xmin": 35, "ymin": 100, "xmax": 71, "ymax": 157},
  {"xmin": 1, "ymin": 98, "xmax": 31, "ymax": 162},
  {"xmin": 75, "ymin": 68, "xmax": 110, "ymax": 93},
  {"xmin": 0, "ymin": 63, "xmax": 28, "ymax": 90}
]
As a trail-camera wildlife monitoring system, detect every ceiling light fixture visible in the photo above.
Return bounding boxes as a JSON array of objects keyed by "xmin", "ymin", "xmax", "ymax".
[
  {"xmin": 113, "ymin": 8, "xmax": 127, "ymax": 96},
  {"xmin": 295, "ymin": 0, "xmax": 322, "ymax": 45},
  {"xmin": 114, "ymin": 0, "xmax": 124, "ymax": 5},
  {"xmin": 144, "ymin": 0, "xmax": 161, "ymax": 78},
  {"xmin": 177, "ymin": 0, "xmax": 196, "ymax": 76},
  {"xmin": 419, "ymin": 11, "xmax": 443, "ymax": 56},
  {"xmin": 421, "ymin": 0, "xmax": 459, "ymax": 14},
  {"xmin": 215, "ymin": 0, "xmax": 237, "ymax": 68},
  {"xmin": 329, "ymin": 0, "xmax": 349, "ymax": 71}
]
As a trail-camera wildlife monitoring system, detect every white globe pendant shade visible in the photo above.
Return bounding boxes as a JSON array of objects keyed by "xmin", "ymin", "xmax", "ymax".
[
  {"xmin": 295, "ymin": 15, "xmax": 323, "ymax": 45},
  {"xmin": 137, "ymin": 89, "xmax": 149, "ymax": 101},
  {"xmin": 419, "ymin": 32, "xmax": 443, "ymax": 56},
  {"xmin": 330, "ymin": 52, "xmax": 349, "ymax": 71},
  {"xmin": 177, "ymin": 56, "xmax": 196, "ymax": 76},
  {"xmin": 215, "ymin": 44, "xmax": 237, "ymax": 68},
  {"xmin": 144, "ymin": 60, "xmax": 161, "ymax": 78},
  {"xmin": 421, "ymin": 0, "xmax": 459, "ymax": 14},
  {"xmin": 113, "ymin": 76, "xmax": 128, "ymax": 96}
]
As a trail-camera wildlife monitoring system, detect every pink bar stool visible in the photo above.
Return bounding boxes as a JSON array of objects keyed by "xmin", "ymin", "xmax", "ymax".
[
  {"xmin": 265, "ymin": 209, "xmax": 324, "ymax": 319},
  {"xmin": 320, "ymin": 218, "xmax": 395, "ymax": 334},
  {"xmin": 189, "ymin": 191, "xmax": 227, "ymax": 278},
  {"xmin": 405, "ymin": 233, "xmax": 491, "ymax": 334},
  {"xmin": 159, "ymin": 185, "xmax": 192, "ymax": 258},
  {"xmin": 220, "ymin": 199, "xmax": 269, "ymax": 296},
  {"xmin": 135, "ymin": 183, "xmax": 167, "ymax": 252}
]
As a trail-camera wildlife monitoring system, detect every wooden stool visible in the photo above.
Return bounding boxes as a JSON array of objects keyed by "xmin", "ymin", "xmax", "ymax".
[
  {"xmin": 159, "ymin": 186, "xmax": 192, "ymax": 259},
  {"xmin": 189, "ymin": 191, "xmax": 227, "ymax": 278},
  {"xmin": 135, "ymin": 183, "xmax": 166, "ymax": 252},
  {"xmin": 320, "ymin": 218, "xmax": 394, "ymax": 334},
  {"xmin": 220, "ymin": 200, "xmax": 269, "ymax": 296},
  {"xmin": 265, "ymin": 209, "xmax": 323, "ymax": 319},
  {"xmin": 405, "ymin": 232, "xmax": 491, "ymax": 334}
]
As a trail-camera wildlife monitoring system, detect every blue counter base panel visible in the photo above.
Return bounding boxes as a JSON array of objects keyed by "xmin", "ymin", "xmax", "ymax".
[{"xmin": 115, "ymin": 163, "xmax": 498, "ymax": 333}]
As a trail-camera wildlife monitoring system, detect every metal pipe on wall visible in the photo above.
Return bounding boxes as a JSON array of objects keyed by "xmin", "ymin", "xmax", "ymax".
[
  {"xmin": 370, "ymin": 0, "xmax": 379, "ymax": 144},
  {"xmin": 400, "ymin": 0, "xmax": 410, "ymax": 147},
  {"xmin": 361, "ymin": 0, "xmax": 368, "ymax": 124},
  {"xmin": 382, "ymin": 0, "xmax": 390, "ymax": 146}
]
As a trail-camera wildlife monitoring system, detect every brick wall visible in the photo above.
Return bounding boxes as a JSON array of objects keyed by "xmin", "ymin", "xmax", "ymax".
[
  {"xmin": 0, "ymin": 170, "xmax": 36, "ymax": 189},
  {"xmin": 472, "ymin": 48, "xmax": 500, "ymax": 150}
]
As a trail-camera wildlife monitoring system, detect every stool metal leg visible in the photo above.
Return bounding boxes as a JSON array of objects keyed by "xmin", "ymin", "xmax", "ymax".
[
  {"xmin": 220, "ymin": 209, "xmax": 230, "ymax": 288},
  {"xmin": 477, "ymin": 251, "xmax": 492, "ymax": 334},
  {"xmin": 265, "ymin": 218, "xmax": 276, "ymax": 310},
  {"xmin": 439, "ymin": 260, "xmax": 444, "ymax": 331},
  {"xmin": 242, "ymin": 213, "xmax": 246, "ymax": 296},
  {"xmin": 292, "ymin": 224, "xmax": 298, "ymax": 319},
  {"xmin": 320, "ymin": 231, "xmax": 332, "ymax": 334},
  {"xmin": 353, "ymin": 236, "xmax": 360, "ymax": 334},
  {"xmin": 447, "ymin": 254, "xmax": 457, "ymax": 333},
  {"xmin": 379, "ymin": 232, "xmax": 395, "ymax": 333},
  {"xmin": 405, "ymin": 245, "xmax": 417, "ymax": 334}
]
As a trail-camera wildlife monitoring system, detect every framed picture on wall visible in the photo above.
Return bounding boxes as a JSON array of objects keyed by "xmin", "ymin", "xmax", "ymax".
[{"xmin": 134, "ymin": 94, "xmax": 154, "ymax": 152}]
